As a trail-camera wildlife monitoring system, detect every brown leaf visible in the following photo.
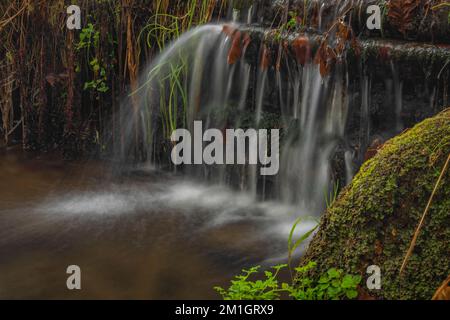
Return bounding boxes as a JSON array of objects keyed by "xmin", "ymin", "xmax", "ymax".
[
  {"xmin": 391, "ymin": 228, "xmax": 398, "ymax": 238},
  {"xmin": 222, "ymin": 24, "xmax": 237, "ymax": 37},
  {"xmin": 292, "ymin": 36, "xmax": 311, "ymax": 66},
  {"xmin": 379, "ymin": 46, "xmax": 391, "ymax": 61},
  {"xmin": 335, "ymin": 41, "xmax": 346, "ymax": 57},
  {"xmin": 260, "ymin": 45, "xmax": 271, "ymax": 70},
  {"xmin": 275, "ymin": 41, "xmax": 290, "ymax": 71},
  {"xmin": 45, "ymin": 73, "xmax": 68, "ymax": 87},
  {"xmin": 314, "ymin": 42, "xmax": 334, "ymax": 77},
  {"xmin": 388, "ymin": 0, "xmax": 420, "ymax": 36},
  {"xmin": 364, "ymin": 137, "xmax": 384, "ymax": 162},
  {"xmin": 351, "ymin": 38, "xmax": 362, "ymax": 57},
  {"xmin": 357, "ymin": 287, "xmax": 377, "ymax": 300},
  {"xmin": 337, "ymin": 21, "xmax": 351, "ymax": 41},
  {"xmin": 432, "ymin": 275, "xmax": 450, "ymax": 300},
  {"xmin": 314, "ymin": 42, "xmax": 326, "ymax": 65},
  {"xmin": 319, "ymin": 59, "xmax": 328, "ymax": 77},
  {"xmin": 45, "ymin": 73, "xmax": 57, "ymax": 87},
  {"xmin": 228, "ymin": 30, "xmax": 242, "ymax": 65}
]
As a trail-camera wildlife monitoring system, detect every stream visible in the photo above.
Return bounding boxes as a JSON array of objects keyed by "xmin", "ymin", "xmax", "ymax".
[{"xmin": 0, "ymin": 148, "xmax": 314, "ymax": 299}]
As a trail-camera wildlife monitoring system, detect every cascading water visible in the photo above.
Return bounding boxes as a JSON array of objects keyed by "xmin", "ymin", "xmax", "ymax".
[
  {"xmin": 276, "ymin": 62, "xmax": 349, "ymax": 212},
  {"xmin": 3, "ymin": 1, "xmax": 449, "ymax": 300},
  {"xmin": 126, "ymin": 23, "xmax": 353, "ymax": 216},
  {"xmin": 119, "ymin": 6, "xmax": 445, "ymax": 228}
]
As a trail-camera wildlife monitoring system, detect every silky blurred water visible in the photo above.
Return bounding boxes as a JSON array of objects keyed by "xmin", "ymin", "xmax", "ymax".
[{"xmin": 0, "ymin": 148, "xmax": 315, "ymax": 299}]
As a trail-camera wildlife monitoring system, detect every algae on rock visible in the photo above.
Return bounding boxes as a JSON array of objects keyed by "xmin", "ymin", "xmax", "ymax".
[{"xmin": 301, "ymin": 108, "xmax": 450, "ymax": 300}]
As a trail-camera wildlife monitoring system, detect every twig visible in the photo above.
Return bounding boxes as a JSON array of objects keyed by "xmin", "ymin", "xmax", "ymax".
[
  {"xmin": 432, "ymin": 2, "xmax": 450, "ymax": 10},
  {"xmin": 6, "ymin": 119, "xmax": 22, "ymax": 136},
  {"xmin": 0, "ymin": 1, "xmax": 28, "ymax": 31},
  {"xmin": 432, "ymin": 275, "xmax": 450, "ymax": 300},
  {"xmin": 399, "ymin": 152, "xmax": 450, "ymax": 275}
]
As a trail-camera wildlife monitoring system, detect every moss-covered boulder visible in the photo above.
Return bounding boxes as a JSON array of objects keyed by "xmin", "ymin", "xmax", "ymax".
[{"xmin": 301, "ymin": 109, "xmax": 450, "ymax": 300}]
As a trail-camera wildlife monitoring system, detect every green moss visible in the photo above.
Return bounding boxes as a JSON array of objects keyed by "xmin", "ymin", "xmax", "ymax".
[{"xmin": 301, "ymin": 108, "xmax": 450, "ymax": 300}]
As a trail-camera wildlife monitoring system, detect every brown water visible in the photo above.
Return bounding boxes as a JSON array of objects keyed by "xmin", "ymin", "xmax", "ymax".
[{"xmin": 0, "ymin": 148, "xmax": 311, "ymax": 299}]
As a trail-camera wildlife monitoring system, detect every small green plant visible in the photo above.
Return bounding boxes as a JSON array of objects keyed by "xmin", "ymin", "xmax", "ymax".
[
  {"xmin": 76, "ymin": 23, "xmax": 109, "ymax": 95},
  {"xmin": 214, "ymin": 264, "xmax": 287, "ymax": 300},
  {"xmin": 76, "ymin": 23, "xmax": 99, "ymax": 51},
  {"xmin": 324, "ymin": 180, "xmax": 340, "ymax": 209},
  {"xmin": 83, "ymin": 58, "xmax": 109, "ymax": 93},
  {"xmin": 286, "ymin": 12, "xmax": 298, "ymax": 30},
  {"xmin": 287, "ymin": 217, "xmax": 318, "ymax": 278},
  {"xmin": 278, "ymin": 11, "xmax": 299, "ymax": 33},
  {"xmin": 215, "ymin": 261, "xmax": 362, "ymax": 300},
  {"xmin": 284, "ymin": 262, "xmax": 362, "ymax": 300},
  {"xmin": 215, "ymin": 213, "xmax": 362, "ymax": 301}
]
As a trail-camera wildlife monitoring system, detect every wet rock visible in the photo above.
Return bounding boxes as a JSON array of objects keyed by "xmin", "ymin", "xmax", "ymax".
[{"xmin": 300, "ymin": 108, "xmax": 450, "ymax": 300}]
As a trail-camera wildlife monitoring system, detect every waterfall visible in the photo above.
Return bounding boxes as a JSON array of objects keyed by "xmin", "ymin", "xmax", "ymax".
[
  {"xmin": 124, "ymin": 24, "xmax": 356, "ymax": 216},
  {"xmin": 276, "ymin": 62, "xmax": 349, "ymax": 213}
]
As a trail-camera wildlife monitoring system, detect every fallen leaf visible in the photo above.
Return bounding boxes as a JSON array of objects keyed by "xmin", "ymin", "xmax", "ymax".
[{"xmin": 432, "ymin": 275, "xmax": 450, "ymax": 300}]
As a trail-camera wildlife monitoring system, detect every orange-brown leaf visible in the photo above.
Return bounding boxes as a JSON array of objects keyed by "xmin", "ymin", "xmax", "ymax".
[
  {"xmin": 292, "ymin": 36, "xmax": 311, "ymax": 66},
  {"xmin": 388, "ymin": 0, "xmax": 420, "ymax": 36},
  {"xmin": 314, "ymin": 42, "xmax": 326, "ymax": 65},
  {"xmin": 228, "ymin": 31, "xmax": 242, "ymax": 65},
  {"xmin": 337, "ymin": 21, "xmax": 351, "ymax": 41},
  {"xmin": 314, "ymin": 42, "xmax": 335, "ymax": 77},
  {"xmin": 351, "ymin": 38, "xmax": 362, "ymax": 56},
  {"xmin": 260, "ymin": 45, "xmax": 271, "ymax": 70},
  {"xmin": 432, "ymin": 276, "xmax": 450, "ymax": 300},
  {"xmin": 319, "ymin": 60, "xmax": 330, "ymax": 77},
  {"xmin": 379, "ymin": 46, "xmax": 392, "ymax": 61},
  {"xmin": 222, "ymin": 24, "xmax": 237, "ymax": 37}
]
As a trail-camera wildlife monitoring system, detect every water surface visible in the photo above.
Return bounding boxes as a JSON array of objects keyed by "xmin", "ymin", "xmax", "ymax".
[{"xmin": 0, "ymin": 148, "xmax": 313, "ymax": 299}]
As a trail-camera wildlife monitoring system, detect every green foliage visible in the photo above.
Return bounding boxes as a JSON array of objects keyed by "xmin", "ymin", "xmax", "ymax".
[
  {"xmin": 139, "ymin": 0, "xmax": 216, "ymax": 52},
  {"xmin": 324, "ymin": 180, "xmax": 340, "ymax": 209},
  {"xmin": 5, "ymin": 51, "xmax": 13, "ymax": 63},
  {"xmin": 276, "ymin": 11, "xmax": 299, "ymax": 36},
  {"xmin": 76, "ymin": 23, "xmax": 100, "ymax": 51},
  {"xmin": 286, "ymin": 12, "xmax": 298, "ymax": 30},
  {"xmin": 288, "ymin": 218, "xmax": 318, "ymax": 277},
  {"xmin": 76, "ymin": 23, "xmax": 109, "ymax": 95},
  {"xmin": 215, "ymin": 261, "xmax": 362, "ymax": 300},
  {"xmin": 214, "ymin": 265, "xmax": 287, "ymax": 300},
  {"xmin": 136, "ymin": 0, "xmax": 218, "ymax": 141},
  {"xmin": 285, "ymin": 262, "xmax": 362, "ymax": 300},
  {"xmin": 83, "ymin": 59, "xmax": 109, "ymax": 93},
  {"xmin": 215, "ymin": 213, "xmax": 360, "ymax": 301}
]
